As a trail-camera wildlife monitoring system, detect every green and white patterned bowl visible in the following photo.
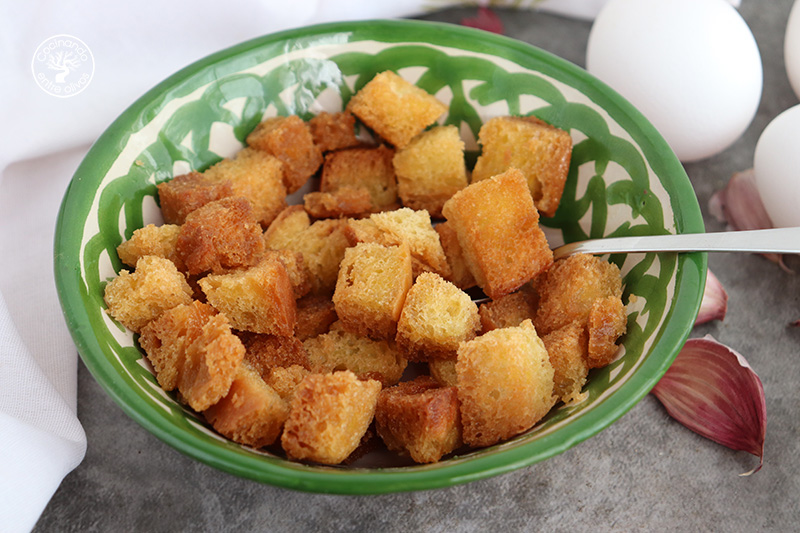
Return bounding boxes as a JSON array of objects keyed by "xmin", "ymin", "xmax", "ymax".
[{"xmin": 54, "ymin": 19, "xmax": 705, "ymax": 493}]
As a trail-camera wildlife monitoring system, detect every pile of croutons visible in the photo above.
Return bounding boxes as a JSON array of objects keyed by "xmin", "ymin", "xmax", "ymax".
[{"xmin": 103, "ymin": 70, "xmax": 627, "ymax": 465}]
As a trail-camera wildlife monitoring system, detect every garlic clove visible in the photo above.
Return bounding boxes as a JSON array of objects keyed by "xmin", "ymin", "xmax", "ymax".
[
  {"xmin": 652, "ymin": 335, "xmax": 766, "ymax": 475},
  {"xmin": 709, "ymin": 169, "xmax": 773, "ymax": 231},
  {"xmin": 709, "ymin": 169, "xmax": 791, "ymax": 272},
  {"xmin": 461, "ymin": 7, "xmax": 504, "ymax": 34},
  {"xmin": 695, "ymin": 269, "xmax": 728, "ymax": 325}
]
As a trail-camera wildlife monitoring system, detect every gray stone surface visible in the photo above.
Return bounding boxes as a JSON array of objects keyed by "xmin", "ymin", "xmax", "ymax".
[{"xmin": 35, "ymin": 2, "xmax": 799, "ymax": 531}]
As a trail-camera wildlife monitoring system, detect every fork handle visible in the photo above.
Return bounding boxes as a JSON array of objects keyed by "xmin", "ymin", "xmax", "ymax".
[{"xmin": 552, "ymin": 227, "xmax": 800, "ymax": 260}]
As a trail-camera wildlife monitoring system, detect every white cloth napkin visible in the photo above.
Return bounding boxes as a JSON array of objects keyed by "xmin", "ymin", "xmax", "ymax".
[{"xmin": 0, "ymin": 1, "xmax": 623, "ymax": 531}]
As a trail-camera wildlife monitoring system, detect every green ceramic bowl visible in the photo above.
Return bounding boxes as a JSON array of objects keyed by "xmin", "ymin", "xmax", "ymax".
[{"xmin": 54, "ymin": 19, "xmax": 705, "ymax": 493}]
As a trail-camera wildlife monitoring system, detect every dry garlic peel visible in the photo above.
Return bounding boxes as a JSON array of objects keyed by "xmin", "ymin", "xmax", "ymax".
[
  {"xmin": 695, "ymin": 269, "xmax": 728, "ymax": 326},
  {"xmin": 652, "ymin": 335, "xmax": 766, "ymax": 475},
  {"xmin": 708, "ymin": 169, "xmax": 790, "ymax": 272}
]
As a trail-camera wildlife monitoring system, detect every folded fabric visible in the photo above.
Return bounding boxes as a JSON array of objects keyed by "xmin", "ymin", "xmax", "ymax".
[
  {"xmin": 0, "ymin": 1, "xmax": 662, "ymax": 530},
  {"xmin": 0, "ymin": 293, "xmax": 86, "ymax": 533}
]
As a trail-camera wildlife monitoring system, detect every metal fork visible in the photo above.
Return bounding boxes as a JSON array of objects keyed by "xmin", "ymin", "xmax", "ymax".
[{"xmin": 552, "ymin": 227, "xmax": 800, "ymax": 260}]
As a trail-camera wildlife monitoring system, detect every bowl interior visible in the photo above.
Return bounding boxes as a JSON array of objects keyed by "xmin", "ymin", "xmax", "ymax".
[{"xmin": 55, "ymin": 19, "xmax": 705, "ymax": 493}]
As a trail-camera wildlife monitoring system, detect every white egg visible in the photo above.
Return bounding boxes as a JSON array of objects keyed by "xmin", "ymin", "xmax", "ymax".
[
  {"xmin": 753, "ymin": 104, "xmax": 800, "ymax": 228},
  {"xmin": 586, "ymin": 0, "xmax": 762, "ymax": 162},
  {"xmin": 785, "ymin": 0, "xmax": 800, "ymax": 100}
]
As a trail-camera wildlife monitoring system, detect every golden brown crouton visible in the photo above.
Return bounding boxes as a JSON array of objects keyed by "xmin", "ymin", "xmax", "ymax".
[
  {"xmin": 308, "ymin": 111, "xmax": 360, "ymax": 152},
  {"xmin": 264, "ymin": 206, "xmax": 351, "ymax": 294},
  {"xmin": 176, "ymin": 197, "xmax": 265, "ymax": 276},
  {"xmin": 295, "ymin": 294, "xmax": 338, "ymax": 341},
  {"xmin": 239, "ymin": 332, "xmax": 310, "ymax": 376},
  {"xmin": 202, "ymin": 148, "xmax": 287, "ymax": 227},
  {"xmin": 294, "ymin": 219, "xmax": 351, "ymax": 294},
  {"xmin": 441, "ymin": 168, "xmax": 553, "ymax": 300},
  {"xmin": 347, "ymin": 70, "xmax": 447, "ymax": 148},
  {"xmin": 392, "ymin": 125, "xmax": 468, "ymax": 217},
  {"xmin": 281, "ymin": 371, "xmax": 382, "ymax": 465},
  {"xmin": 542, "ymin": 321, "xmax": 589, "ymax": 405},
  {"xmin": 264, "ymin": 365, "xmax": 311, "ymax": 402},
  {"xmin": 203, "ymin": 362, "xmax": 289, "ymax": 448},
  {"xmin": 428, "ymin": 359, "xmax": 458, "ymax": 388},
  {"xmin": 478, "ymin": 284, "xmax": 539, "ymax": 333},
  {"xmin": 262, "ymin": 205, "xmax": 311, "ymax": 251},
  {"xmin": 533, "ymin": 253, "xmax": 624, "ymax": 337},
  {"xmin": 199, "ymin": 258, "xmax": 296, "ymax": 336},
  {"xmin": 434, "ymin": 221, "xmax": 476, "ymax": 290},
  {"xmin": 259, "ymin": 249, "xmax": 312, "ymax": 300},
  {"xmin": 104, "ymin": 255, "xmax": 193, "ymax": 333},
  {"xmin": 333, "ymin": 242, "xmax": 413, "ymax": 340},
  {"xmin": 320, "ymin": 145, "xmax": 399, "ymax": 212},
  {"xmin": 139, "ymin": 300, "xmax": 218, "ymax": 391},
  {"xmin": 246, "ymin": 115, "xmax": 323, "ymax": 194},
  {"xmin": 179, "ymin": 312, "xmax": 245, "ymax": 412},
  {"xmin": 396, "ymin": 272, "xmax": 480, "ymax": 361},
  {"xmin": 472, "ymin": 116, "xmax": 572, "ymax": 217},
  {"xmin": 303, "ymin": 187, "xmax": 373, "ymax": 219},
  {"xmin": 456, "ymin": 320, "xmax": 556, "ymax": 448},
  {"xmin": 117, "ymin": 224, "xmax": 185, "ymax": 272},
  {"xmin": 157, "ymin": 171, "xmax": 234, "ymax": 225},
  {"xmin": 303, "ymin": 323, "xmax": 407, "ymax": 387},
  {"xmin": 347, "ymin": 207, "xmax": 451, "ymax": 280},
  {"xmin": 375, "ymin": 376, "xmax": 462, "ymax": 464},
  {"xmin": 587, "ymin": 295, "xmax": 627, "ymax": 369}
]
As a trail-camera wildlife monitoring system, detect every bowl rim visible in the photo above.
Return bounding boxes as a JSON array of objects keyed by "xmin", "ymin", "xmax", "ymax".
[{"xmin": 54, "ymin": 18, "xmax": 706, "ymax": 494}]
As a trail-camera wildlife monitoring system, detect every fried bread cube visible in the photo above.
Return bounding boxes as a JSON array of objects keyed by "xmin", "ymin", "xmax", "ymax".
[
  {"xmin": 303, "ymin": 323, "xmax": 408, "ymax": 387},
  {"xmin": 139, "ymin": 300, "xmax": 218, "ymax": 391},
  {"xmin": 303, "ymin": 187, "xmax": 373, "ymax": 219},
  {"xmin": 199, "ymin": 258, "xmax": 296, "ymax": 336},
  {"xmin": 260, "ymin": 249, "xmax": 312, "ymax": 300},
  {"xmin": 434, "ymin": 220, "xmax": 476, "ymax": 290},
  {"xmin": 456, "ymin": 320, "xmax": 556, "ymax": 447},
  {"xmin": 157, "ymin": 171, "xmax": 234, "ymax": 225},
  {"xmin": 441, "ymin": 168, "xmax": 553, "ymax": 300},
  {"xmin": 104, "ymin": 255, "xmax": 193, "ymax": 333},
  {"xmin": 295, "ymin": 294, "xmax": 338, "ymax": 341},
  {"xmin": 263, "ymin": 205, "xmax": 311, "ymax": 250},
  {"xmin": 117, "ymin": 224, "xmax": 185, "ymax": 272},
  {"xmin": 179, "ymin": 312, "xmax": 245, "ymax": 412},
  {"xmin": 333, "ymin": 242, "xmax": 413, "ymax": 340},
  {"xmin": 176, "ymin": 197, "xmax": 265, "ymax": 276},
  {"xmin": 264, "ymin": 206, "xmax": 351, "ymax": 294},
  {"xmin": 202, "ymin": 148, "xmax": 287, "ymax": 227},
  {"xmin": 471, "ymin": 116, "xmax": 572, "ymax": 217},
  {"xmin": 396, "ymin": 272, "xmax": 480, "ymax": 361},
  {"xmin": 320, "ymin": 145, "xmax": 399, "ymax": 212},
  {"xmin": 428, "ymin": 358, "xmax": 458, "ymax": 388},
  {"xmin": 533, "ymin": 253, "xmax": 624, "ymax": 336},
  {"xmin": 293, "ymin": 219, "xmax": 351, "ymax": 294},
  {"xmin": 346, "ymin": 207, "xmax": 451, "ymax": 280},
  {"xmin": 246, "ymin": 115, "xmax": 323, "ymax": 194},
  {"xmin": 308, "ymin": 111, "xmax": 360, "ymax": 153},
  {"xmin": 375, "ymin": 375, "xmax": 462, "ymax": 464},
  {"xmin": 281, "ymin": 371, "xmax": 382, "ymax": 464},
  {"xmin": 542, "ymin": 321, "xmax": 589, "ymax": 405},
  {"xmin": 265, "ymin": 365, "xmax": 311, "ymax": 402},
  {"xmin": 478, "ymin": 284, "xmax": 538, "ymax": 332},
  {"xmin": 392, "ymin": 125, "xmax": 468, "ymax": 217},
  {"xmin": 587, "ymin": 295, "xmax": 627, "ymax": 369},
  {"xmin": 203, "ymin": 362, "xmax": 289, "ymax": 448},
  {"xmin": 347, "ymin": 70, "xmax": 447, "ymax": 148},
  {"xmin": 239, "ymin": 331, "xmax": 310, "ymax": 400},
  {"xmin": 239, "ymin": 332, "xmax": 310, "ymax": 376}
]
